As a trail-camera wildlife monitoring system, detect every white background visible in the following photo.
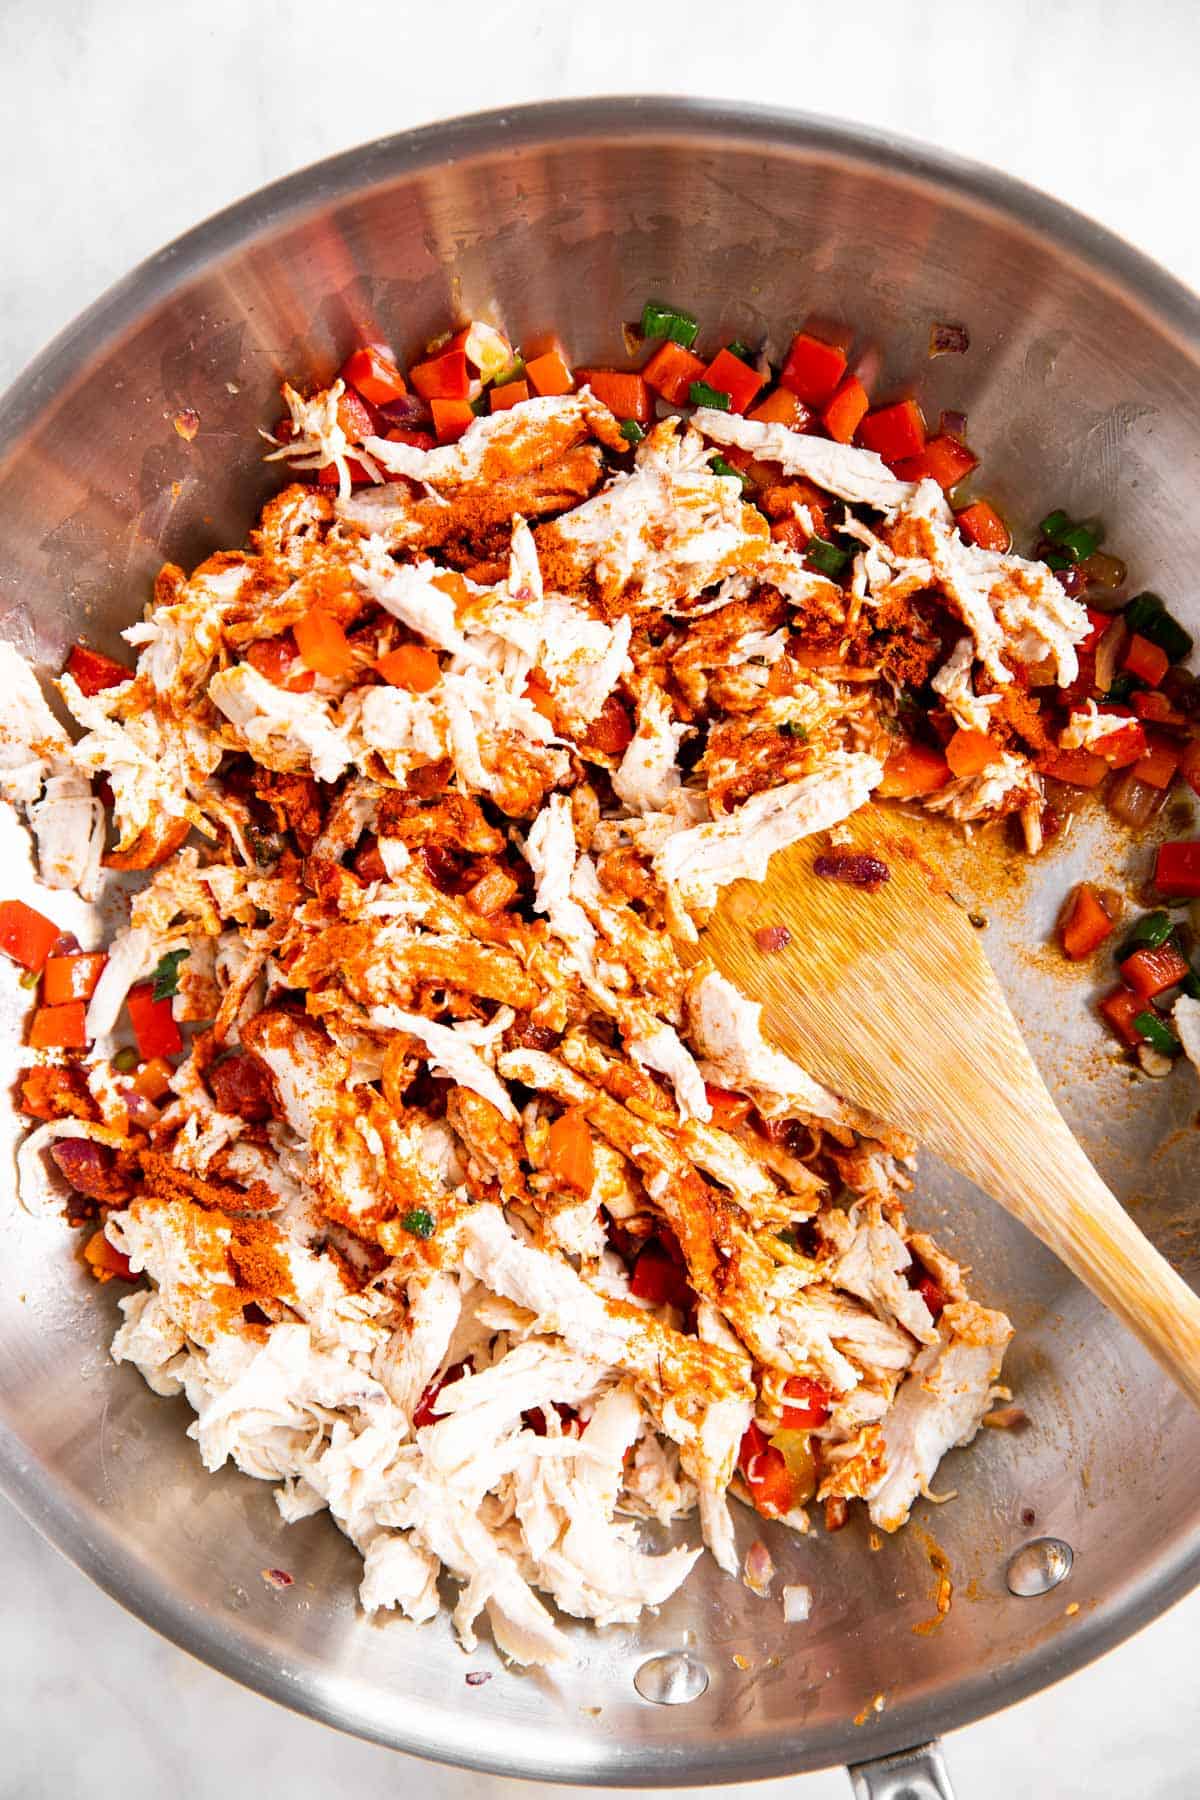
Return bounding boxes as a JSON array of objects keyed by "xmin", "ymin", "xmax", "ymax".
[{"xmin": 3, "ymin": 2, "xmax": 1200, "ymax": 1795}]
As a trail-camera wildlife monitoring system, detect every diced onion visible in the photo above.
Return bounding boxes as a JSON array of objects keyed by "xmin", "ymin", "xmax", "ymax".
[
  {"xmin": 782, "ymin": 1584, "xmax": 812, "ymax": 1622},
  {"xmin": 1107, "ymin": 770, "xmax": 1164, "ymax": 830},
  {"xmin": 1093, "ymin": 618, "xmax": 1128, "ymax": 693},
  {"xmin": 744, "ymin": 1539, "xmax": 775, "ymax": 1596},
  {"xmin": 1079, "ymin": 550, "xmax": 1127, "ymax": 591},
  {"xmin": 981, "ymin": 1404, "xmax": 1028, "ymax": 1429},
  {"xmin": 17, "ymin": 1118, "xmax": 125, "ymax": 1219},
  {"xmin": 929, "ymin": 322, "xmax": 969, "ymax": 356},
  {"xmin": 377, "ymin": 391, "xmax": 433, "ymax": 430},
  {"xmin": 464, "ymin": 322, "xmax": 513, "ymax": 383}
]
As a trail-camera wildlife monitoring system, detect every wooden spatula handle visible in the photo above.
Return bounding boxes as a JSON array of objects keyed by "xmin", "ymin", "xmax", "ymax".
[{"xmin": 939, "ymin": 1101, "xmax": 1200, "ymax": 1410}]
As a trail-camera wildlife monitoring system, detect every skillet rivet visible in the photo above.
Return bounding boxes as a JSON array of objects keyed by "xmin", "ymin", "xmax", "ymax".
[
  {"xmin": 633, "ymin": 1650, "xmax": 709, "ymax": 1704},
  {"xmin": 1006, "ymin": 1537, "xmax": 1073, "ymax": 1596}
]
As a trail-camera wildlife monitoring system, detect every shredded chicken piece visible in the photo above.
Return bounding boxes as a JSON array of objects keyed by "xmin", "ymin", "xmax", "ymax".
[
  {"xmin": 692, "ymin": 409, "xmax": 916, "ymax": 510},
  {"xmin": 535, "ymin": 420, "xmax": 769, "ymax": 613},
  {"xmin": 0, "ymin": 342, "xmax": 1044, "ymax": 1668},
  {"xmin": 655, "ymin": 751, "xmax": 883, "ymax": 911},
  {"xmin": 866, "ymin": 1302, "xmax": 1013, "ymax": 1530}
]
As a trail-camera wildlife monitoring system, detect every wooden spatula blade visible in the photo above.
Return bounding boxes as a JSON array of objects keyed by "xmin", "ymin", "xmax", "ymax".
[
  {"xmin": 702, "ymin": 806, "xmax": 1200, "ymax": 1408},
  {"xmin": 704, "ymin": 810, "xmax": 1013, "ymax": 1150}
]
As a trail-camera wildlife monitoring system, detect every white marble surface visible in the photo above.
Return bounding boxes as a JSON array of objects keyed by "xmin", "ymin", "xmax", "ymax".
[{"xmin": 3, "ymin": 1, "xmax": 1200, "ymax": 1795}]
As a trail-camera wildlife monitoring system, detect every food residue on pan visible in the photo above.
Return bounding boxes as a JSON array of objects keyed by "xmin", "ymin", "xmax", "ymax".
[
  {"xmin": 910, "ymin": 1529, "xmax": 954, "ymax": 1636},
  {"xmin": 853, "ymin": 1692, "xmax": 887, "ymax": 1725}
]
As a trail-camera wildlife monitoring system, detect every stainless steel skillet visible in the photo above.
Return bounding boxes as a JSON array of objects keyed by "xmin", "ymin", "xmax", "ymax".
[{"xmin": 2, "ymin": 97, "xmax": 1199, "ymax": 1792}]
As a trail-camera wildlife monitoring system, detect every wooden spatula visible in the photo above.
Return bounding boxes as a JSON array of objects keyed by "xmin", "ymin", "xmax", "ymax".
[{"xmin": 701, "ymin": 804, "xmax": 1200, "ymax": 1409}]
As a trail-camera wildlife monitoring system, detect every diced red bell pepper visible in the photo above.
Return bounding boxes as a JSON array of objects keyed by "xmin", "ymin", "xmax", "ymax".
[
  {"xmin": 340, "ymin": 345, "xmax": 407, "ymax": 406},
  {"xmin": 945, "ymin": 728, "xmax": 999, "ymax": 778},
  {"xmin": 546, "ymin": 1107, "xmax": 595, "ymax": 1195},
  {"xmin": 385, "ymin": 425, "xmax": 436, "ymax": 450},
  {"xmin": 293, "ymin": 608, "xmax": 355, "ymax": 680},
  {"xmin": 914, "ymin": 1274, "xmax": 946, "ymax": 1319},
  {"xmin": 64, "ymin": 643, "xmax": 131, "ymax": 695},
  {"xmin": 42, "ymin": 953, "xmax": 106, "ymax": 1005},
  {"xmin": 1036, "ymin": 746, "xmax": 1109, "ymax": 788},
  {"xmin": 876, "ymin": 741, "xmax": 951, "ymax": 798},
  {"xmin": 699, "ymin": 347, "xmax": 764, "ymax": 415},
  {"xmin": 84, "ymin": 1229, "xmax": 135, "ymax": 1284},
  {"xmin": 954, "ymin": 500, "xmax": 1010, "ymax": 552},
  {"xmin": 780, "ymin": 331, "xmax": 848, "ymax": 406},
  {"xmin": 525, "ymin": 348, "xmax": 574, "ymax": 397},
  {"xmin": 1092, "ymin": 709, "xmax": 1147, "ymax": 769},
  {"xmin": 1102, "ymin": 729, "xmax": 1147, "ymax": 771},
  {"xmin": 413, "ymin": 1359, "xmax": 470, "ymax": 1429},
  {"xmin": 1122, "ymin": 633, "xmax": 1170, "ymax": 688},
  {"xmin": 893, "ymin": 433, "xmax": 979, "ymax": 491},
  {"xmin": 737, "ymin": 1422, "xmax": 797, "ymax": 1518},
  {"xmin": 1119, "ymin": 942, "xmax": 1191, "ymax": 1002},
  {"xmin": 245, "ymin": 634, "xmax": 315, "ymax": 693},
  {"xmin": 523, "ymin": 670, "xmax": 557, "ymax": 727},
  {"xmin": 1178, "ymin": 738, "xmax": 1200, "ymax": 797},
  {"xmin": 704, "ymin": 1083, "xmax": 754, "ymax": 1129},
  {"xmin": 126, "ymin": 983, "xmax": 182, "ymax": 1060},
  {"xmin": 409, "ymin": 350, "xmax": 470, "ymax": 402},
  {"xmin": 576, "ymin": 369, "xmax": 653, "ymax": 424},
  {"xmin": 821, "ymin": 376, "xmax": 869, "ymax": 444},
  {"xmin": 1059, "ymin": 883, "xmax": 1116, "ymax": 960},
  {"xmin": 335, "ymin": 384, "xmax": 377, "ymax": 443},
  {"xmin": 523, "ymin": 1402, "xmax": 584, "ymax": 1439},
  {"xmin": 630, "ymin": 1241, "xmax": 692, "ymax": 1310},
  {"xmin": 780, "ymin": 1375, "xmax": 831, "ymax": 1429},
  {"xmin": 376, "ymin": 643, "xmax": 441, "ymax": 692},
  {"xmin": 924, "ymin": 431, "xmax": 979, "ymax": 489},
  {"xmin": 642, "ymin": 341, "xmax": 706, "ymax": 406},
  {"xmin": 1133, "ymin": 729, "xmax": 1181, "ymax": 790},
  {"xmin": 738, "ymin": 1419, "xmax": 769, "ymax": 1470},
  {"xmin": 858, "ymin": 399, "xmax": 926, "ymax": 464},
  {"xmin": 430, "ymin": 398, "xmax": 475, "ymax": 443},
  {"xmin": 1155, "ymin": 840, "xmax": 1200, "ymax": 899},
  {"xmin": 1100, "ymin": 985, "xmax": 1145, "ymax": 1047},
  {"xmin": 749, "ymin": 387, "xmax": 812, "ymax": 431},
  {"xmin": 316, "ymin": 458, "xmax": 375, "ymax": 489},
  {"xmin": 581, "ymin": 693, "xmax": 635, "ymax": 757},
  {"xmin": 490, "ymin": 379, "xmax": 530, "ymax": 412},
  {"xmin": 29, "ymin": 1001, "xmax": 89, "ymax": 1050},
  {"xmin": 747, "ymin": 1448, "xmax": 797, "ymax": 1518},
  {"xmin": 0, "ymin": 899, "xmax": 62, "ymax": 973}
]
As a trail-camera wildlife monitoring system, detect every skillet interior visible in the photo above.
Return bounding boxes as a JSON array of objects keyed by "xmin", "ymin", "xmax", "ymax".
[{"xmin": 1, "ymin": 98, "xmax": 1199, "ymax": 1784}]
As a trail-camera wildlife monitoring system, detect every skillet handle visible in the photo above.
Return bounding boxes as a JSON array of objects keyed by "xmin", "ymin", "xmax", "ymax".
[{"xmin": 846, "ymin": 1741, "xmax": 955, "ymax": 1799}]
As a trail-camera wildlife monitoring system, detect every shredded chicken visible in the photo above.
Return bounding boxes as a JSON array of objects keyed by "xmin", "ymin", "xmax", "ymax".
[{"xmin": 0, "ymin": 329, "xmax": 1058, "ymax": 1669}]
